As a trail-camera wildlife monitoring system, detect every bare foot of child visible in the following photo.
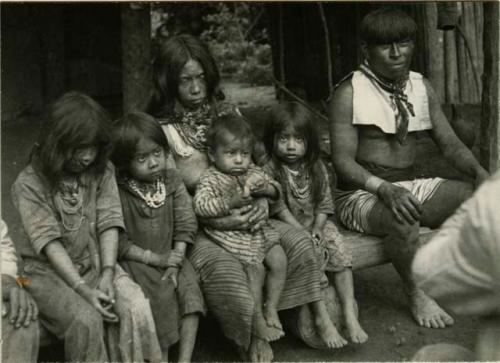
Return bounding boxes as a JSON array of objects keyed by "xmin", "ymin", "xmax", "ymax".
[
  {"xmin": 410, "ymin": 288, "xmax": 454, "ymax": 329},
  {"xmin": 345, "ymin": 311, "xmax": 368, "ymax": 344},
  {"xmin": 264, "ymin": 305, "xmax": 284, "ymax": 332},
  {"xmin": 315, "ymin": 317, "xmax": 348, "ymax": 349},
  {"xmin": 254, "ymin": 314, "xmax": 284, "ymax": 342},
  {"xmin": 248, "ymin": 336, "xmax": 274, "ymax": 362}
]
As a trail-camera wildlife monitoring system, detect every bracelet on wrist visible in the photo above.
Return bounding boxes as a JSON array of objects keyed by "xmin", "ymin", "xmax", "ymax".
[
  {"xmin": 365, "ymin": 175, "xmax": 385, "ymax": 194},
  {"xmin": 102, "ymin": 265, "xmax": 115, "ymax": 273},
  {"xmin": 72, "ymin": 279, "xmax": 86, "ymax": 292}
]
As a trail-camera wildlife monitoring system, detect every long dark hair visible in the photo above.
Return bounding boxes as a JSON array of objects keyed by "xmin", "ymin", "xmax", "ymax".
[
  {"xmin": 147, "ymin": 34, "xmax": 224, "ymax": 118},
  {"xmin": 111, "ymin": 111, "xmax": 170, "ymax": 178},
  {"xmin": 263, "ymin": 102, "xmax": 324, "ymax": 205},
  {"xmin": 31, "ymin": 91, "xmax": 112, "ymax": 190}
]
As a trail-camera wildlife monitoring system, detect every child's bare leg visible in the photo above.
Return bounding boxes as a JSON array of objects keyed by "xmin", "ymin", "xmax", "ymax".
[
  {"xmin": 310, "ymin": 300, "xmax": 348, "ymax": 349},
  {"xmin": 263, "ymin": 245, "xmax": 287, "ymax": 332},
  {"xmin": 248, "ymin": 263, "xmax": 283, "ymax": 342},
  {"xmin": 330, "ymin": 268, "xmax": 368, "ymax": 344},
  {"xmin": 178, "ymin": 313, "xmax": 199, "ymax": 362},
  {"xmin": 161, "ymin": 349, "xmax": 169, "ymax": 363}
]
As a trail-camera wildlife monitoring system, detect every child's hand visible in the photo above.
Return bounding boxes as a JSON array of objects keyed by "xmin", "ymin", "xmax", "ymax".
[
  {"xmin": 311, "ymin": 226, "xmax": 325, "ymax": 246},
  {"xmin": 81, "ymin": 287, "xmax": 119, "ymax": 323},
  {"xmin": 229, "ymin": 186, "xmax": 252, "ymax": 209},
  {"xmin": 97, "ymin": 270, "xmax": 116, "ymax": 304},
  {"xmin": 158, "ymin": 250, "xmax": 184, "ymax": 269},
  {"xmin": 161, "ymin": 266, "xmax": 179, "ymax": 288},
  {"xmin": 248, "ymin": 179, "xmax": 271, "ymax": 198}
]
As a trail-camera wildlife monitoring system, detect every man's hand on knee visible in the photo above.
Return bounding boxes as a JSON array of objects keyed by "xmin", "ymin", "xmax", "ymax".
[
  {"xmin": 377, "ymin": 182, "xmax": 422, "ymax": 224},
  {"xmin": 6, "ymin": 286, "xmax": 38, "ymax": 328}
]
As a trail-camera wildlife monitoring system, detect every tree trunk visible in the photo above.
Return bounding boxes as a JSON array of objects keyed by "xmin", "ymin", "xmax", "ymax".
[
  {"xmin": 480, "ymin": 2, "xmax": 499, "ymax": 172},
  {"xmin": 121, "ymin": 3, "xmax": 152, "ymax": 113}
]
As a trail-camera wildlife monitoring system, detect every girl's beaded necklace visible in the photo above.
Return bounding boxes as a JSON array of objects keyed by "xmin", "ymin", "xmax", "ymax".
[
  {"xmin": 127, "ymin": 178, "xmax": 166, "ymax": 208},
  {"xmin": 57, "ymin": 177, "xmax": 85, "ymax": 231},
  {"xmin": 283, "ymin": 164, "xmax": 311, "ymax": 200}
]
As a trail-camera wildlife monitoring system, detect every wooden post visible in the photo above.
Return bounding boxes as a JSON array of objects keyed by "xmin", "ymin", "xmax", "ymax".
[
  {"xmin": 444, "ymin": 30, "xmax": 459, "ymax": 103},
  {"xmin": 425, "ymin": 3, "xmax": 445, "ymax": 103},
  {"xmin": 480, "ymin": 2, "xmax": 499, "ymax": 172},
  {"xmin": 121, "ymin": 3, "xmax": 152, "ymax": 113},
  {"xmin": 38, "ymin": 5, "xmax": 65, "ymax": 104}
]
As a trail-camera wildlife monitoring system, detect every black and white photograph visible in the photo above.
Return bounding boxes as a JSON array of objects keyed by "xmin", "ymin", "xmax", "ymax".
[{"xmin": 1, "ymin": 2, "xmax": 499, "ymax": 362}]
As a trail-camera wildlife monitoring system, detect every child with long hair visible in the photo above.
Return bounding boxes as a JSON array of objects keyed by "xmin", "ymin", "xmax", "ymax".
[
  {"xmin": 262, "ymin": 101, "xmax": 368, "ymax": 346},
  {"xmin": 111, "ymin": 111, "xmax": 205, "ymax": 362},
  {"xmin": 11, "ymin": 91, "xmax": 161, "ymax": 362}
]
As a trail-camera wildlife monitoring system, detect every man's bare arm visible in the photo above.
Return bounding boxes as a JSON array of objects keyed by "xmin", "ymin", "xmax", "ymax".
[
  {"xmin": 329, "ymin": 81, "xmax": 375, "ymax": 189},
  {"xmin": 329, "ymin": 81, "xmax": 422, "ymax": 224},
  {"xmin": 425, "ymin": 79, "xmax": 489, "ymax": 184}
]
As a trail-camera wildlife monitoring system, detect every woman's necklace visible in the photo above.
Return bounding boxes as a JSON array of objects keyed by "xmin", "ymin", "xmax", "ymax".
[
  {"xmin": 283, "ymin": 165, "xmax": 311, "ymax": 199},
  {"xmin": 57, "ymin": 177, "xmax": 85, "ymax": 231},
  {"xmin": 127, "ymin": 178, "xmax": 166, "ymax": 208}
]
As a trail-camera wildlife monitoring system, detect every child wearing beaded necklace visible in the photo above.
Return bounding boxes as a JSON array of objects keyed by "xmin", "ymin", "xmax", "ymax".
[
  {"xmin": 262, "ymin": 101, "xmax": 368, "ymax": 347},
  {"xmin": 11, "ymin": 92, "xmax": 162, "ymax": 362},
  {"xmin": 111, "ymin": 111, "xmax": 205, "ymax": 363}
]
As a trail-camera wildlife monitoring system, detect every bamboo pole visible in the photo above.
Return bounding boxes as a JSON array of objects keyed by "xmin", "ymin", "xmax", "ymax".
[{"xmin": 318, "ymin": 2, "xmax": 334, "ymax": 101}]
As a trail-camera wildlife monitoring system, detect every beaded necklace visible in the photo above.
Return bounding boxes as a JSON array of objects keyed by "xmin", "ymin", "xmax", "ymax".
[
  {"xmin": 127, "ymin": 178, "xmax": 166, "ymax": 208},
  {"xmin": 57, "ymin": 178, "xmax": 85, "ymax": 231},
  {"xmin": 283, "ymin": 165, "xmax": 311, "ymax": 200}
]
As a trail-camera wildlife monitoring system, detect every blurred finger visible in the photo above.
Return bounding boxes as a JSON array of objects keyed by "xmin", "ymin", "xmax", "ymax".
[
  {"xmin": 408, "ymin": 195, "xmax": 423, "ymax": 214},
  {"xmin": 9, "ymin": 288, "xmax": 20, "ymax": 324},
  {"xmin": 23, "ymin": 297, "xmax": 33, "ymax": 327},
  {"xmin": 170, "ymin": 274, "xmax": 178, "ymax": 289},
  {"xmin": 404, "ymin": 200, "xmax": 421, "ymax": 221},
  {"xmin": 97, "ymin": 290, "xmax": 112, "ymax": 304},
  {"xmin": 15, "ymin": 290, "xmax": 28, "ymax": 328},
  {"xmin": 391, "ymin": 206, "xmax": 404, "ymax": 224},
  {"xmin": 399, "ymin": 206, "xmax": 416, "ymax": 225},
  {"xmin": 161, "ymin": 270, "xmax": 168, "ymax": 281},
  {"xmin": 238, "ymin": 204, "xmax": 253, "ymax": 215},
  {"xmin": 30, "ymin": 299, "xmax": 38, "ymax": 321},
  {"xmin": 96, "ymin": 304, "xmax": 118, "ymax": 321}
]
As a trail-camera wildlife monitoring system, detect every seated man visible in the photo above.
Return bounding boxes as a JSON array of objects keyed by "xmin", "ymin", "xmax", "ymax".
[
  {"xmin": 329, "ymin": 7, "xmax": 489, "ymax": 329},
  {"xmin": 1, "ymin": 219, "xmax": 39, "ymax": 363},
  {"xmin": 412, "ymin": 170, "xmax": 500, "ymax": 360}
]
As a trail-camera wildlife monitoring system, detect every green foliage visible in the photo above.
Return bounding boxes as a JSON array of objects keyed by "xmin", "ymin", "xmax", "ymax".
[{"xmin": 201, "ymin": 3, "xmax": 272, "ymax": 85}]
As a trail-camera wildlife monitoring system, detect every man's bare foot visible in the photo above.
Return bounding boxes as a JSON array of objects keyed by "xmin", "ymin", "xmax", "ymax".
[
  {"xmin": 315, "ymin": 317, "xmax": 348, "ymax": 349},
  {"xmin": 410, "ymin": 288, "xmax": 454, "ymax": 329},
  {"xmin": 264, "ymin": 305, "xmax": 284, "ymax": 332},
  {"xmin": 345, "ymin": 312, "xmax": 368, "ymax": 344},
  {"xmin": 254, "ymin": 314, "xmax": 284, "ymax": 342},
  {"xmin": 248, "ymin": 336, "xmax": 274, "ymax": 362}
]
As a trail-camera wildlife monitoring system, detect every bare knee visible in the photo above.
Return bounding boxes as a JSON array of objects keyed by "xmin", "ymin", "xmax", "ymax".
[
  {"xmin": 265, "ymin": 245, "xmax": 287, "ymax": 274},
  {"xmin": 387, "ymin": 218, "xmax": 420, "ymax": 244}
]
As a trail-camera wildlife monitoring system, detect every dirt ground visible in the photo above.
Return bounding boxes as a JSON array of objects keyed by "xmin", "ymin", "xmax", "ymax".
[{"xmin": 1, "ymin": 82, "xmax": 481, "ymax": 362}]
